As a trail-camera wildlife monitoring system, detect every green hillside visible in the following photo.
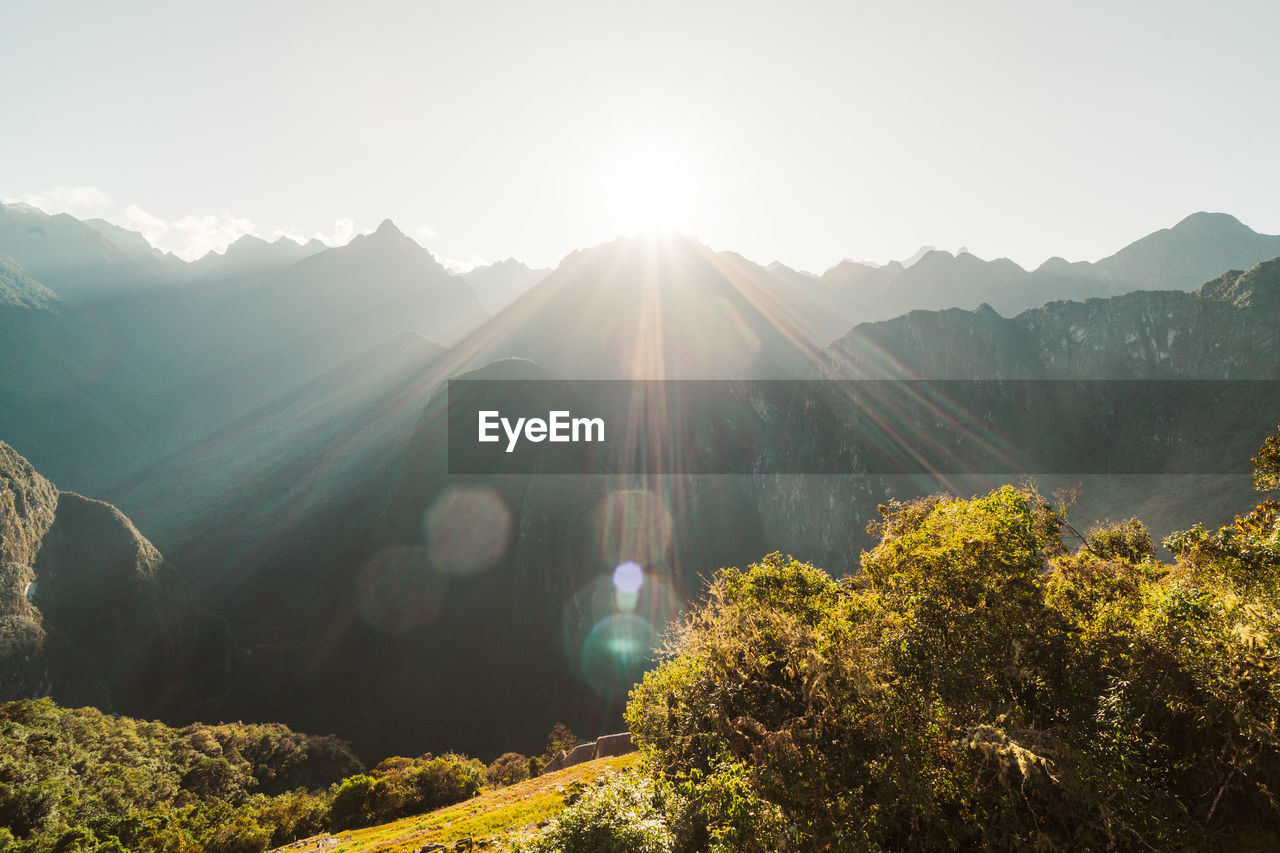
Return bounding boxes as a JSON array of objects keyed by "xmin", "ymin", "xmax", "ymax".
[{"xmin": 307, "ymin": 754, "xmax": 641, "ymax": 853}]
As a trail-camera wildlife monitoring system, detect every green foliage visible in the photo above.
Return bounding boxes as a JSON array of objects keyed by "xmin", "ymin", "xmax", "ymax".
[
  {"xmin": 543, "ymin": 722, "xmax": 578, "ymax": 762},
  {"xmin": 667, "ymin": 760, "xmax": 787, "ymax": 853},
  {"xmin": 1164, "ymin": 500, "xmax": 1280, "ymax": 593},
  {"xmin": 0, "ymin": 698, "xmax": 500, "ymax": 850},
  {"xmin": 0, "ymin": 698, "xmax": 362, "ymax": 851},
  {"xmin": 1252, "ymin": 424, "xmax": 1280, "ymax": 491},
  {"xmin": 626, "ymin": 486, "xmax": 1280, "ymax": 851},
  {"xmin": 413, "ymin": 753, "xmax": 485, "ymax": 811},
  {"xmin": 505, "ymin": 771, "xmax": 673, "ymax": 853},
  {"xmin": 487, "ymin": 752, "xmax": 532, "ymax": 787},
  {"xmin": 1087, "ymin": 517, "xmax": 1154, "ymax": 563},
  {"xmin": 329, "ymin": 752, "xmax": 486, "ymax": 831},
  {"xmin": 328, "ymin": 774, "xmax": 378, "ymax": 830}
]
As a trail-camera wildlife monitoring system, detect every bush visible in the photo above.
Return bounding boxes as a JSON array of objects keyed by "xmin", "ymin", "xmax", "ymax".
[
  {"xmin": 413, "ymin": 753, "xmax": 485, "ymax": 811},
  {"xmin": 626, "ymin": 485, "xmax": 1280, "ymax": 850},
  {"xmin": 327, "ymin": 774, "xmax": 377, "ymax": 830},
  {"xmin": 487, "ymin": 752, "xmax": 532, "ymax": 787},
  {"xmin": 505, "ymin": 771, "xmax": 672, "ymax": 853},
  {"xmin": 1087, "ymin": 517, "xmax": 1154, "ymax": 562}
]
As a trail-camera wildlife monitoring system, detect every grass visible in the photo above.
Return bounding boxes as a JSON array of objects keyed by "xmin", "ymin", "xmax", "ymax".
[{"xmin": 292, "ymin": 752, "xmax": 642, "ymax": 853}]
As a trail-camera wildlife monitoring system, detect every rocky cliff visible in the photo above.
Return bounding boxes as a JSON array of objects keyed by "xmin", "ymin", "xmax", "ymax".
[
  {"xmin": 0, "ymin": 440, "xmax": 222, "ymax": 716},
  {"xmin": 829, "ymin": 257, "xmax": 1280, "ymax": 379}
]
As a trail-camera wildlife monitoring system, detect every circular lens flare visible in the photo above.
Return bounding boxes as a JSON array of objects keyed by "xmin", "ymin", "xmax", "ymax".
[
  {"xmin": 580, "ymin": 614, "xmax": 658, "ymax": 700},
  {"xmin": 424, "ymin": 485, "xmax": 513, "ymax": 576},
  {"xmin": 561, "ymin": 571, "xmax": 682, "ymax": 699},
  {"xmin": 613, "ymin": 561, "xmax": 644, "ymax": 594},
  {"xmin": 356, "ymin": 545, "xmax": 448, "ymax": 634}
]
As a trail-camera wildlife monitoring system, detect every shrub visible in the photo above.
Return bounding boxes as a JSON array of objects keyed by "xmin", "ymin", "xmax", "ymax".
[
  {"xmin": 487, "ymin": 752, "xmax": 532, "ymax": 787},
  {"xmin": 626, "ymin": 485, "xmax": 1280, "ymax": 850},
  {"xmin": 505, "ymin": 771, "xmax": 672, "ymax": 853}
]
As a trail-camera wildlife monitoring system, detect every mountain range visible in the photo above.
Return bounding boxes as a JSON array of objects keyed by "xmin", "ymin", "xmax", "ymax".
[{"xmin": 0, "ymin": 202, "xmax": 1277, "ymax": 758}]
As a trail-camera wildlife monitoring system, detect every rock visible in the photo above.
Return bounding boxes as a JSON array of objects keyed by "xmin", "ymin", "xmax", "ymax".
[{"xmin": 593, "ymin": 731, "xmax": 635, "ymax": 758}]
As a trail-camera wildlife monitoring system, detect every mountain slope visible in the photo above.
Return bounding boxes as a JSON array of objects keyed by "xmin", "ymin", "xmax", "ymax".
[
  {"xmin": 0, "ymin": 202, "xmax": 169, "ymax": 298},
  {"xmin": 813, "ymin": 212, "xmax": 1280, "ymax": 322},
  {"xmin": 1093, "ymin": 211, "xmax": 1280, "ymax": 292},
  {"xmin": 446, "ymin": 233, "xmax": 835, "ymax": 379},
  {"xmin": 0, "ymin": 441, "xmax": 226, "ymax": 716},
  {"xmin": 463, "ymin": 258, "xmax": 550, "ymax": 311},
  {"xmin": 187, "ymin": 232, "xmax": 327, "ymax": 284},
  {"xmin": 828, "ymin": 256, "xmax": 1280, "ymax": 379},
  {"xmin": 0, "ymin": 253, "xmax": 59, "ymax": 310}
]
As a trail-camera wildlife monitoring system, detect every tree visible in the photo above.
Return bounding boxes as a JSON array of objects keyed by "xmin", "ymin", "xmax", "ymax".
[
  {"xmin": 543, "ymin": 722, "xmax": 577, "ymax": 763},
  {"xmin": 1253, "ymin": 424, "xmax": 1280, "ymax": 491}
]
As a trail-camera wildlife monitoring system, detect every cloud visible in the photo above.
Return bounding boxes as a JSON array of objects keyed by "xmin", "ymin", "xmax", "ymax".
[
  {"xmin": 315, "ymin": 218, "xmax": 356, "ymax": 247},
  {"xmin": 268, "ymin": 228, "xmax": 310, "ymax": 246},
  {"xmin": 167, "ymin": 213, "xmax": 258, "ymax": 261},
  {"xmin": 124, "ymin": 211, "xmax": 364, "ymax": 259},
  {"xmin": 122, "ymin": 205, "xmax": 170, "ymax": 246},
  {"xmin": 441, "ymin": 253, "xmax": 490, "ymax": 274},
  {"xmin": 4, "ymin": 190, "xmax": 370, "ymax": 262},
  {"xmin": 267, "ymin": 218, "xmax": 370, "ymax": 248},
  {"xmin": 10, "ymin": 185, "xmax": 112, "ymax": 215},
  {"xmin": 414, "ymin": 224, "xmax": 439, "ymax": 241}
]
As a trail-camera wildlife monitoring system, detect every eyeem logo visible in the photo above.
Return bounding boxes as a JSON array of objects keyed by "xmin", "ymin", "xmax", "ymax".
[{"xmin": 478, "ymin": 410, "xmax": 605, "ymax": 453}]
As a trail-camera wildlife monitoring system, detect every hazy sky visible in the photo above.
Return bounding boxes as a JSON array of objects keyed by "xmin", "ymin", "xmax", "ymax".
[{"xmin": 3, "ymin": 0, "xmax": 1278, "ymax": 270}]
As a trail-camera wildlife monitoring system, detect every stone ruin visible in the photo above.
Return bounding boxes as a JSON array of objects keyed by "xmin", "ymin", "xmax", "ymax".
[{"xmin": 540, "ymin": 731, "xmax": 636, "ymax": 774}]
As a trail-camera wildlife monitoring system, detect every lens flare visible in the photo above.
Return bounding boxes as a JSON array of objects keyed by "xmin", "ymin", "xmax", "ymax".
[
  {"xmin": 597, "ymin": 489, "xmax": 672, "ymax": 567},
  {"xmin": 561, "ymin": 570, "xmax": 681, "ymax": 699},
  {"xmin": 613, "ymin": 561, "xmax": 644, "ymax": 593},
  {"xmin": 613, "ymin": 561, "xmax": 644, "ymax": 611},
  {"xmin": 356, "ymin": 545, "xmax": 448, "ymax": 634},
  {"xmin": 423, "ymin": 485, "xmax": 513, "ymax": 576},
  {"xmin": 580, "ymin": 614, "xmax": 658, "ymax": 700}
]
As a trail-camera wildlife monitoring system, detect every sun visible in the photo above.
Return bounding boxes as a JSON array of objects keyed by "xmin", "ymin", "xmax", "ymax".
[{"xmin": 605, "ymin": 141, "xmax": 699, "ymax": 236}]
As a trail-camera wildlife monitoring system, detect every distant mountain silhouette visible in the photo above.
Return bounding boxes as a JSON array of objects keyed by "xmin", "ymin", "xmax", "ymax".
[
  {"xmin": 186, "ymin": 232, "xmax": 327, "ymax": 284},
  {"xmin": 0, "ymin": 202, "xmax": 170, "ymax": 298},
  {"xmin": 810, "ymin": 212, "xmax": 1280, "ymax": 321},
  {"xmin": 828, "ymin": 256, "xmax": 1280, "ymax": 380},
  {"xmin": 462, "ymin": 258, "xmax": 550, "ymax": 311},
  {"xmin": 447, "ymin": 233, "xmax": 834, "ymax": 379},
  {"xmin": 1089, "ymin": 212, "xmax": 1280, "ymax": 291},
  {"xmin": 900, "ymin": 244, "xmax": 939, "ymax": 267},
  {"xmin": 257, "ymin": 218, "xmax": 486, "ymax": 344},
  {"xmin": 84, "ymin": 217, "xmax": 175, "ymax": 265}
]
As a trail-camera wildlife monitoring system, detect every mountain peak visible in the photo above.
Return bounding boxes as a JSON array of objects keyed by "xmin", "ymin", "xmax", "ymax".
[
  {"xmin": 1171, "ymin": 211, "xmax": 1249, "ymax": 233},
  {"xmin": 1198, "ymin": 256, "xmax": 1280, "ymax": 308},
  {"xmin": 225, "ymin": 233, "xmax": 269, "ymax": 253},
  {"xmin": 374, "ymin": 219, "xmax": 404, "ymax": 238}
]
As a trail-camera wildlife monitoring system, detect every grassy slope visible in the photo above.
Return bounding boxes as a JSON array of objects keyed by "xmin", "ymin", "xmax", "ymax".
[{"xmin": 277, "ymin": 753, "xmax": 641, "ymax": 853}]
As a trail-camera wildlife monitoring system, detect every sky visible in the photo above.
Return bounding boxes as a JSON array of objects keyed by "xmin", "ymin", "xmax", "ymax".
[{"xmin": 3, "ymin": 0, "xmax": 1278, "ymax": 271}]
